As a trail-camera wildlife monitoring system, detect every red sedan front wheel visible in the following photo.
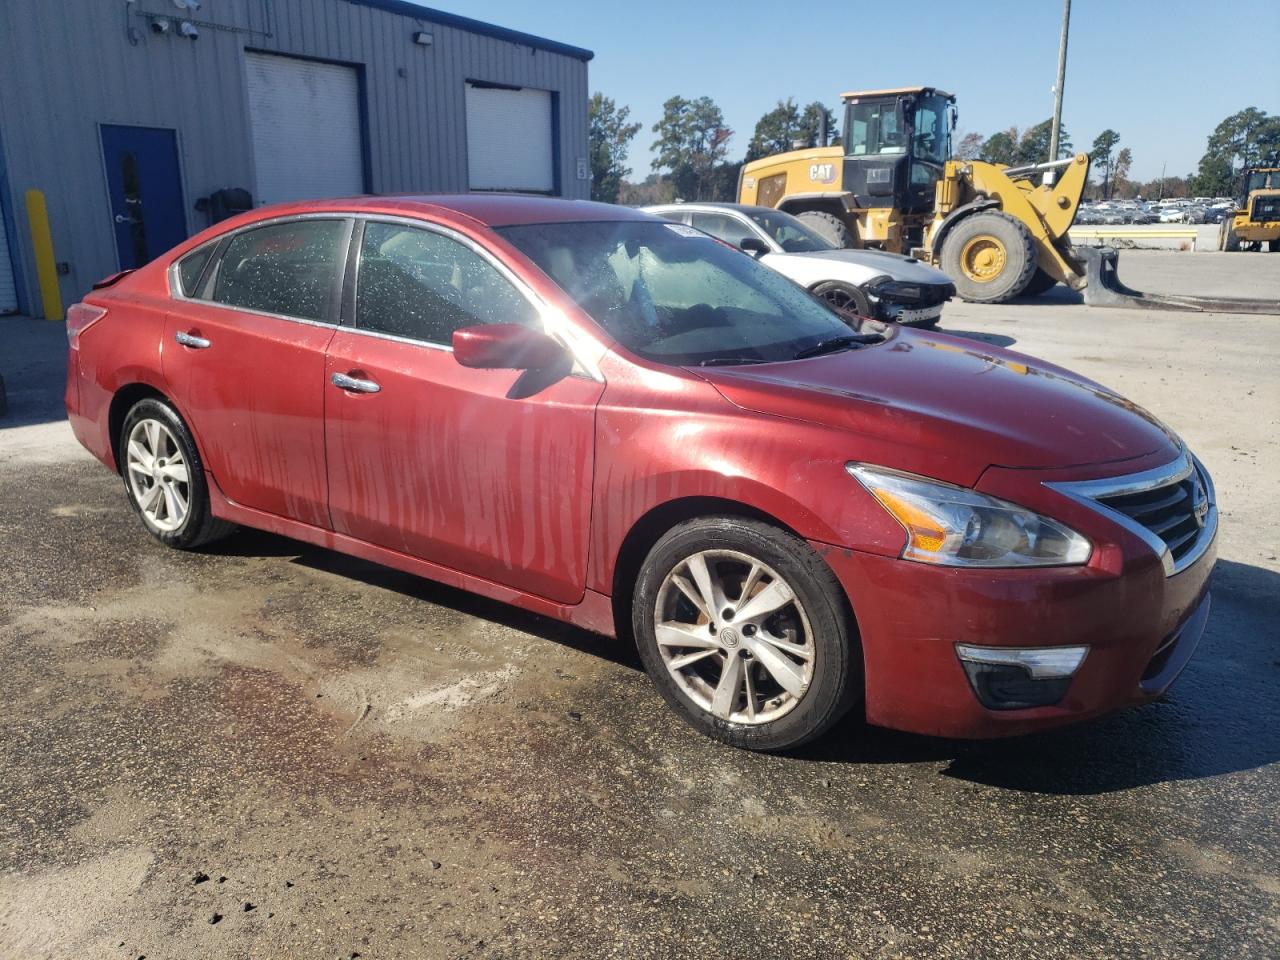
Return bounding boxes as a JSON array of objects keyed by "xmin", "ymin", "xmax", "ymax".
[{"xmin": 633, "ymin": 516, "xmax": 860, "ymax": 751}]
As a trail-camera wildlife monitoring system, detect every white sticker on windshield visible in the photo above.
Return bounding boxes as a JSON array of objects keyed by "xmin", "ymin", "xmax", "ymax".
[{"xmin": 663, "ymin": 223, "xmax": 705, "ymax": 239}]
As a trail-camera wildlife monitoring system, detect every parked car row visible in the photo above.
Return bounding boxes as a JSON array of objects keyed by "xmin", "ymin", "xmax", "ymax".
[
  {"xmin": 63, "ymin": 194, "xmax": 1218, "ymax": 751},
  {"xmin": 1076, "ymin": 198, "xmax": 1237, "ymax": 226}
]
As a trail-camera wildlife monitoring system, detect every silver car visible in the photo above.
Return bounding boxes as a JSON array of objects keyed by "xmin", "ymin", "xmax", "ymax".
[{"xmin": 642, "ymin": 202, "xmax": 954, "ymax": 327}]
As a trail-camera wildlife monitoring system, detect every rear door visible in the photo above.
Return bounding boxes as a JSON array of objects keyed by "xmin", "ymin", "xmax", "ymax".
[
  {"xmin": 164, "ymin": 217, "xmax": 352, "ymax": 527},
  {"xmin": 324, "ymin": 218, "xmax": 602, "ymax": 603}
]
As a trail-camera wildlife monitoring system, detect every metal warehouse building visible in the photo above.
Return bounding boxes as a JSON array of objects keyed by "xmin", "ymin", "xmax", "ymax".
[{"xmin": 0, "ymin": 0, "xmax": 593, "ymax": 318}]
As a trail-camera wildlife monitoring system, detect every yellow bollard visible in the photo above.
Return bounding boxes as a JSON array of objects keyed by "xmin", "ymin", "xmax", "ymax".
[{"xmin": 25, "ymin": 189, "xmax": 63, "ymax": 321}]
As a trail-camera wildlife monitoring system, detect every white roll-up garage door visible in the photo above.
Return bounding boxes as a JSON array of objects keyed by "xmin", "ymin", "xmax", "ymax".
[
  {"xmin": 0, "ymin": 223, "xmax": 16, "ymax": 314},
  {"xmin": 465, "ymin": 84, "xmax": 554, "ymax": 193},
  {"xmin": 245, "ymin": 52, "xmax": 365, "ymax": 206}
]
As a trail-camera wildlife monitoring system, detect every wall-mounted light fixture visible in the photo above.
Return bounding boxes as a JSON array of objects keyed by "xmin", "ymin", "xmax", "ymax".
[{"xmin": 413, "ymin": 31, "xmax": 433, "ymax": 46}]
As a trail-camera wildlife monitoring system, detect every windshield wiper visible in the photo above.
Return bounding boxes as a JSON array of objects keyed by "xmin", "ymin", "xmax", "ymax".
[
  {"xmin": 696, "ymin": 356, "xmax": 770, "ymax": 367},
  {"xmin": 792, "ymin": 333, "xmax": 884, "ymax": 360}
]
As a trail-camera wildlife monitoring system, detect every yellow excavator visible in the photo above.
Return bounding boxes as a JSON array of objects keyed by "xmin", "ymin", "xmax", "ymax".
[{"xmin": 738, "ymin": 85, "xmax": 1280, "ymax": 313}]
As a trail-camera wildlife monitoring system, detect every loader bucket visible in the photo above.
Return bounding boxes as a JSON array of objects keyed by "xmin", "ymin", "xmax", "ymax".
[{"xmin": 1080, "ymin": 246, "xmax": 1280, "ymax": 314}]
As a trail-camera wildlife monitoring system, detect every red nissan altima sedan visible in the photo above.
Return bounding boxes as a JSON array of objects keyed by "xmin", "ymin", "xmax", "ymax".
[{"xmin": 64, "ymin": 195, "xmax": 1217, "ymax": 751}]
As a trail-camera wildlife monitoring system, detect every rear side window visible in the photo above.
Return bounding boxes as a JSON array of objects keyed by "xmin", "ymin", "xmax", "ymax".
[
  {"xmin": 176, "ymin": 244, "xmax": 215, "ymax": 297},
  {"xmin": 211, "ymin": 219, "xmax": 347, "ymax": 321},
  {"xmin": 355, "ymin": 222, "xmax": 539, "ymax": 345}
]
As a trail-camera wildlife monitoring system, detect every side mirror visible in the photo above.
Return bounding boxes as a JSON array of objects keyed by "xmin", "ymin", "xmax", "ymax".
[
  {"xmin": 452, "ymin": 323, "xmax": 567, "ymax": 370},
  {"xmin": 739, "ymin": 236, "xmax": 769, "ymax": 257}
]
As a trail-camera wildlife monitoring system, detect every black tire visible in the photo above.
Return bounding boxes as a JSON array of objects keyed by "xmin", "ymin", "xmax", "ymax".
[
  {"xmin": 797, "ymin": 210, "xmax": 854, "ymax": 248},
  {"xmin": 810, "ymin": 279, "xmax": 874, "ymax": 320},
  {"xmin": 1269, "ymin": 239, "xmax": 1280, "ymax": 253},
  {"xmin": 1020, "ymin": 267, "xmax": 1059, "ymax": 297},
  {"xmin": 940, "ymin": 211, "xmax": 1038, "ymax": 303},
  {"xmin": 119, "ymin": 397, "xmax": 235, "ymax": 550},
  {"xmin": 1220, "ymin": 221, "xmax": 1241, "ymax": 252},
  {"xmin": 632, "ymin": 516, "xmax": 860, "ymax": 752}
]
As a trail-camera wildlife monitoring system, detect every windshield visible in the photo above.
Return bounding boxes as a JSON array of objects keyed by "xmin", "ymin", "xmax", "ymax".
[
  {"xmin": 911, "ymin": 95, "xmax": 951, "ymax": 166},
  {"xmin": 744, "ymin": 208, "xmax": 834, "ymax": 253},
  {"xmin": 497, "ymin": 220, "xmax": 862, "ymax": 366},
  {"xmin": 1245, "ymin": 170, "xmax": 1280, "ymax": 193}
]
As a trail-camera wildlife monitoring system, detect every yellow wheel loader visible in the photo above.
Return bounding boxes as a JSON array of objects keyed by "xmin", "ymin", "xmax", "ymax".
[
  {"xmin": 738, "ymin": 87, "xmax": 1090, "ymax": 303},
  {"xmin": 1218, "ymin": 167, "xmax": 1280, "ymax": 253},
  {"xmin": 739, "ymin": 86, "xmax": 1280, "ymax": 313}
]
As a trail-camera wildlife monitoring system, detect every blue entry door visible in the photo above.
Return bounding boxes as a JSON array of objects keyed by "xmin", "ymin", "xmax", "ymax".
[{"xmin": 100, "ymin": 125, "xmax": 187, "ymax": 269}]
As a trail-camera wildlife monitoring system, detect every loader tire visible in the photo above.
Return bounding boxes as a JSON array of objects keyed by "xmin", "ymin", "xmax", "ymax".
[
  {"xmin": 797, "ymin": 210, "xmax": 854, "ymax": 248},
  {"xmin": 1268, "ymin": 239, "xmax": 1279, "ymax": 253},
  {"xmin": 1220, "ymin": 221, "xmax": 1241, "ymax": 252},
  {"xmin": 941, "ymin": 211, "xmax": 1038, "ymax": 303},
  {"xmin": 1020, "ymin": 268, "xmax": 1059, "ymax": 297}
]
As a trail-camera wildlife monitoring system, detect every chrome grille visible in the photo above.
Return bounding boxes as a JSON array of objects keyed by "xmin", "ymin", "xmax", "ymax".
[
  {"xmin": 1094, "ymin": 472, "xmax": 1205, "ymax": 565},
  {"xmin": 1045, "ymin": 449, "xmax": 1216, "ymax": 577}
]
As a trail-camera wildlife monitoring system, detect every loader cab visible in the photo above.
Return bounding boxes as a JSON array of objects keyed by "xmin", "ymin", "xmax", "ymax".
[
  {"xmin": 841, "ymin": 87, "xmax": 956, "ymax": 214},
  {"xmin": 1240, "ymin": 168, "xmax": 1280, "ymax": 198}
]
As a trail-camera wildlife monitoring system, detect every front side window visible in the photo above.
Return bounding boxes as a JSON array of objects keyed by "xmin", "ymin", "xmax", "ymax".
[
  {"xmin": 498, "ymin": 220, "xmax": 859, "ymax": 366},
  {"xmin": 689, "ymin": 213, "xmax": 757, "ymax": 249},
  {"xmin": 355, "ymin": 222, "xmax": 539, "ymax": 344},
  {"xmin": 211, "ymin": 219, "xmax": 347, "ymax": 321},
  {"xmin": 745, "ymin": 209, "xmax": 833, "ymax": 253}
]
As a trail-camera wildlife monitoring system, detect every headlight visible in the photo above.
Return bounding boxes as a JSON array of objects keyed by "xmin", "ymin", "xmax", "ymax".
[
  {"xmin": 848, "ymin": 464, "xmax": 1092, "ymax": 568},
  {"xmin": 865, "ymin": 277, "xmax": 923, "ymax": 301}
]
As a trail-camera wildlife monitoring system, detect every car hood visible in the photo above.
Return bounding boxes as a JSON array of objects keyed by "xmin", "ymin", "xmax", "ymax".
[
  {"xmin": 768, "ymin": 248, "xmax": 952, "ymax": 285},
  {"xmin": 693, "ymin": 329, "xmax": 1180, "ymax": 485}
]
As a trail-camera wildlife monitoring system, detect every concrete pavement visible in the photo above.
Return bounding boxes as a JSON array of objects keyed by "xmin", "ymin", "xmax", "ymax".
[{"xmin": 1, "ymin": 251, "xmax": 1278, "ymax": 959}]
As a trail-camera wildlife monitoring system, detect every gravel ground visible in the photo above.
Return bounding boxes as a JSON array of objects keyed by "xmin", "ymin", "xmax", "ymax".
[{"xmin": 1, "ymin": 250, "xmax": 1278, "ymax": 959}]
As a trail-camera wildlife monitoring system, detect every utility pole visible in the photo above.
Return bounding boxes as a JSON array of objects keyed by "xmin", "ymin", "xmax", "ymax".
[
  {"xmin": 1159, "ymin": 160, "xmax": 1166, "ymax": 200},
  {"xmin": 1046, "ymin": 0, "xmax": 1071, "ymax": 184}
]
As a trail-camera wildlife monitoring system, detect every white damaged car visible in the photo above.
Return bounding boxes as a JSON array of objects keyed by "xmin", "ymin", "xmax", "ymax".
[{"xmin": 642, "ymin": 202, "xmax": 955, "ymax": 327}]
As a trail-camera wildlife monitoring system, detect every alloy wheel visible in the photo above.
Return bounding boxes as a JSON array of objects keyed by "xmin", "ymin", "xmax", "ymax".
[
  {"xmin": 125, "ymin": 418, "xmax": 191, "ymax": 532},
  {"xmin": 654, "ymin": 549, "xmax": 815, "ymax": 724},
  {"xmin": 818, "ymin": 287, "xmax": 858, "ymax": 312}
]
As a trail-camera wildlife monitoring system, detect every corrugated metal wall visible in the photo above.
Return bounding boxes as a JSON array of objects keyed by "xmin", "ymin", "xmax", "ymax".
[{"xmin": 0, "ymin": 0, "xmax": 590, "ymax": 313}]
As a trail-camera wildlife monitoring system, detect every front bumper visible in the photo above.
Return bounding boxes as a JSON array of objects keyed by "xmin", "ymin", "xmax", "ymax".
[
  {"xmin": 814, "ymin": 453, "xmax": 1218, "ymax": 738},
  {"xmin": 870, "ymin": 282, "xmax": 954, "ymax": 326}
]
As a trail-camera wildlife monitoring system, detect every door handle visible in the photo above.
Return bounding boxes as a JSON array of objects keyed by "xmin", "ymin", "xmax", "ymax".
[
  {"xmin": 331, "ymin": 372, "xmax": 381, "ymax": 394},
  {"xmin": 114, "ymin": 214, "xmax": 139, "ymax": 224},
  {"xmin": 174, "ymin": 331, "xmax": 211, "ymax": 349}
]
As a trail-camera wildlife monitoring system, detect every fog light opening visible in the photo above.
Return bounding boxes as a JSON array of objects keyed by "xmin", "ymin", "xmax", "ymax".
[{"xmin": 955, "ymin": 644, "xmax": 1088, "ymax": 710}]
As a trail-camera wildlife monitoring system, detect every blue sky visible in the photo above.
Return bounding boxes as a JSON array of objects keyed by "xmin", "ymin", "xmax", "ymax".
[{"xmin": 432, "ymin": 0, "xmax": 1279, "ymax": 183}]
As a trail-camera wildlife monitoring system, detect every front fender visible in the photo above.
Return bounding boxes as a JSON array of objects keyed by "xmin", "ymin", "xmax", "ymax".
[{"xmin": 585, "ymin": 371, "xmax": 908, "ymax": 594}]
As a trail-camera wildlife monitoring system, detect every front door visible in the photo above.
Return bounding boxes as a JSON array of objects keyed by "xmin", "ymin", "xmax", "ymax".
[
  {"xmin": 101, "ymin": 124, "xmax": 188, "ymax": 269},
  {"xmin": 324, "ymin": 219, "xmax": 602, "ymax": 603}
]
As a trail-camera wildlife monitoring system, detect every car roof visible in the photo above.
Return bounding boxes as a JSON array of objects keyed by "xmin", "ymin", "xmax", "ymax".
[
  {"xmin": 644, "ymin": 202, "xmax": 778, "ymax": 218},
  {"xmin": 236, "ymin": 194, "xmax": 654, "ymax": 229}
]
